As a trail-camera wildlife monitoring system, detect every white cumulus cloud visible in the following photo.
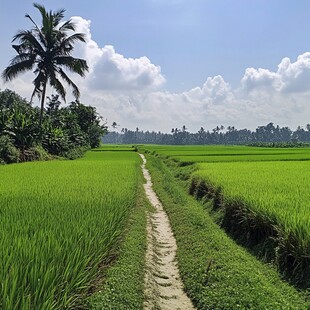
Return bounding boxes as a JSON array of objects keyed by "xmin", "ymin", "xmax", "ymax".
[
  {"xmin": 241, "ymin": 52, "xmax": 310, "ymax": 94},
  {"xmin": 278, "ymin": 53, "xmax": 310, "ymax": 93},
  {"xmin": 241, "ymin": 67, "xmax": 280, "ymax": 91},
  {"xmin": 87, "ymin": 45, "xmax": 165, "ymax": 91},
  {"xmin": 2, "ymin": 15, "xmax": 310, "ymax": 133},
  {"xmin": 71, "ymin": 16, "xmax": 165, "ymax": 92}
]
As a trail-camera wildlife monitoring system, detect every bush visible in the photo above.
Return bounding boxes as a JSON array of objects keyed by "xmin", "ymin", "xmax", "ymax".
[
  {"xmin": 62, "ymin": 146, "xmax": 89, "ymax": 160},
  {"xmin": 0, "ymin": 135, "xmax": 20, "ymax": 163},
  {"xmin": 23, "ymin": 146, "xmax": 53, "ymax": 162},
  {"xmin": 42, "ymin": 128, "xmax": 71, "ymax": 156}
]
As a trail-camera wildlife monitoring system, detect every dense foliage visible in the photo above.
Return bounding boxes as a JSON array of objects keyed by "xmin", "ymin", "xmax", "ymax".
[
  {"xmin": 104, "ymin": 122, "xmax": 310, "ymax": 145},
  {"xmin": 0, "ymin": 89, "xmax": 106, "ymax": 163}
]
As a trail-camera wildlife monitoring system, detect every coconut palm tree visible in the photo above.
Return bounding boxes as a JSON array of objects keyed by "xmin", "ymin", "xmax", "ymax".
[{"xmin": 2, "ymin": 3, "xmax": 89, "ymax": 127}]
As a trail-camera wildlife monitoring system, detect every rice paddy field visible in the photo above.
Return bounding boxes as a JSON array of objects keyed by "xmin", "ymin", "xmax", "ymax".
[
  {"xmin": 143, "ymin": 145, "xmax": 310, "ymax": 285},
  {"xmin": 0, "ymin": 150, "xmax": 140, "ymax": 309},
  {"xmin": 143, "ymin": 145, "xmax": 310, "ymax": 163}
]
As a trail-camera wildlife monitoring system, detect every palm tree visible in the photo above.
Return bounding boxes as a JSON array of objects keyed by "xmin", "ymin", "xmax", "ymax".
[{"xmin": 2, "ymin": 3, "xmax": 89, "ymax": 127}]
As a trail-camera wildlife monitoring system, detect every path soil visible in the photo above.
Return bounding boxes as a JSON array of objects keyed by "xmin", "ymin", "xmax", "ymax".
[{"xmin": 139, "ymin": 154, "xmax": 195, "ymax": 310}]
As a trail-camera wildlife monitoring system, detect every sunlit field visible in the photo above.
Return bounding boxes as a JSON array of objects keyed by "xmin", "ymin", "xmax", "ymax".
[
  {"xmin": 143, "ymin": 144, "xmax": 310, "ymax": 284},
  {"xmin": 143, "ymin": 145, "xmax": 310, "ymax": 162},
  {"xmin": 0, "ymin": 151, "xmax": 140, "ymax": 309},
  {"xmin": 194, "ymin": 161, "xmax": 310, "ymax": 259}
]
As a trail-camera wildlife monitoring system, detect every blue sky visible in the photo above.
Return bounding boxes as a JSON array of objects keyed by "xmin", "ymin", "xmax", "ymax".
[{"xmin": 1, "ymin": 1, "xmax": 310, "ymax": 132}]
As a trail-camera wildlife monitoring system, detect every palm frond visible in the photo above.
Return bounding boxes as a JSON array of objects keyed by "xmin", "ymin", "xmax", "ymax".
[
  {"xmin": 53, "ymin": 8, "xmax": 66, "ymax": 27},
  {"xmin": 34, "ymin": 4, "xmax": 55, "ymax": 46},
  {"xmin": 55, "ymin": 33, "xmax": 86, "ymax": 56},
  {"xmin": 54, "ymin": 56, "xmax": 88, "ymax": 77},
  {"xmin": 24, "ymin": 13, "xmax": 47, "ymax": 48},
  {"xmin": 33, "ymin": 3, "xmax": 47, "ymax": 22},
  {"xmin": 58, "ymin": 68, "xmax": 80, "ymax": 99},
  {"xmin": 25, "ymin": 13, "xmax": 40, "ymax": 31},
  {"xmin": 9, "ymin": 53, "xmax": 36, "ymax": 65},
  {"xmin": 12, "ymin": 30, "xmax": 45, "ymax": 54},
  {"xmin": 59, "ymin": 20, "xmax": 75, "ymax": 32},
  {"xmin": 49, "ymin": 71, "xmax": 66, "ymax": 101},
  {"xmin": 62, "ymin": 33, "xmax": 86, "ymax": 46},
  {"xmin": 2, "ymin": 58, "xmax": 35, "ymax": 81}
]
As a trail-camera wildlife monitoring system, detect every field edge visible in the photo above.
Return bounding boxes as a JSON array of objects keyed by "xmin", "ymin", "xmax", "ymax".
[{"xmin": 144, "ymin": 153, "xmax": 309, "ymax": 309}]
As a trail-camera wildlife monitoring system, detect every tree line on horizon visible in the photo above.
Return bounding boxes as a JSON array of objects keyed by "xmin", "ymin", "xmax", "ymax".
[{"xmin": 103, "ymin": 122, "xmax": 310, "ymax": 146}]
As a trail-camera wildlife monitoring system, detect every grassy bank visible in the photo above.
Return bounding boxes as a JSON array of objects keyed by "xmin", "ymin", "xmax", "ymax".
[
  {"xmin": 88, "ymin": 175, "xmax": 149, "ymax": 309},
  {"xmin": 145, "ymin": 154, "xmax": 309, "ymax": 309},
  {"xmin": 191, "ymin": 161, "xmax": 310, "ymax": 286},
  {"xmin": 143, "ymin": 145, "xmax": 310, "ymax": 287}
]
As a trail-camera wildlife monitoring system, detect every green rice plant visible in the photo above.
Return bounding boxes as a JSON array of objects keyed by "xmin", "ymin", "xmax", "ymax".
[
  {"xmin": 142, "ymin": 145, "xmax": 310, "ymax": 285},
  {"xmin": 0, "ymin": 151, "xmax": 140, "ymax": 309},
  {"xmin": 145, "ymin": 153, "xmax": 309, "ymax": 309},
  {"xmin": 193, "ymin": 161, "xmax": 310, "ymax": 284},
  {"xmin": 142, "ymin": 145, "xmax": 310, "ymax": 163},
  {"xmin": 173, "ymin": 153, "xmax": 310, "ymax": 163}
]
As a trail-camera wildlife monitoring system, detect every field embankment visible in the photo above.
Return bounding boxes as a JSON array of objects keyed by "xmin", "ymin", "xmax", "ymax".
[
  {"xmin": 143, "ymin": 145, "xmax": 310, "ymax": 287},
  {"xmin": 89, "ymin": 157, "xmax": 148, "ymax": 309},
  {"xmin": 141, "ymin": 145, "xmax": 310, "ymax": 308},
  {"xmin": 140, "ymin": 153, "xmax": 195, "ymax": 309},
  {"xmin": 191, "ymin": 160, "xmax": 310, "ymax": 286}
]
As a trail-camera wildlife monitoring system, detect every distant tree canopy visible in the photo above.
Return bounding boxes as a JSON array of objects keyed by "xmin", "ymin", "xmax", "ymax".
[
  {"xmin": 103, "ymin": 123, "xmax": 310, "ymax": 146},
  {"xmin": 0, "ymin": 89, "xmax": 107, "ymax": 163}
]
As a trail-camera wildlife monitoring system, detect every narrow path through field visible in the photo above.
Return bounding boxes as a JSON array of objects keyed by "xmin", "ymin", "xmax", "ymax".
[{"xmin": 139, "ymin": 154, "xmax": 195, "ymax": 310}]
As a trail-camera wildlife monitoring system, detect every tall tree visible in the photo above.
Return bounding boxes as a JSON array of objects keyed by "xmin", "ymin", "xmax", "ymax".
[{"xmin": 2, "ymin": 3, "xmax": 89, "ymax": 127}]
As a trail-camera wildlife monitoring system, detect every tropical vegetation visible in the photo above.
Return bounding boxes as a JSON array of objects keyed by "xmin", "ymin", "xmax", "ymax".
[
  {"xmin": 0, "ymin": 89, "xmax": 106, "ymax": 163},
  {"xmin": 104, "ymin": 122, "xmax": 310, "ymax": 145},
  {"xmin": 2, "ymin": 3, "xmax": 88, "ymax": 127}
]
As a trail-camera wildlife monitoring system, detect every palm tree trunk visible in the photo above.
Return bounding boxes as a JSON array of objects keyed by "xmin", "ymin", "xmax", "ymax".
[
  {"xmin": 38, "ymin": 80, "xmax": 47, "ymax": 142},
  {"xmin": 39, "ymin": 81, "xmax": 47, "ymax": 128}
]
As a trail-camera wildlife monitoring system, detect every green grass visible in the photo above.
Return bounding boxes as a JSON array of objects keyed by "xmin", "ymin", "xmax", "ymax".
[
  {"xmin": 142, "ymin": 144, "xmax": 310, "ymax": 154},
  {"xmin": 144, "ymin": 144, "xmax": 310, "ymax": 286},
  {"xmin": 0, "ymin": 151, "xmax": 141, "ymax": 309},
  {"xmin": 95, "ymin": 144, "xmax": 136, "ymax": 151},
  {"xmin": 173, "ymin": 152, "xmax": 310, "ymax": 163},
  {"xmin": 89, "ymin": 178, "xmax": 149, "ymax": 310},
  {"xmin": 145, "ymin": 154, "xmax": 309, "ymax": 309},
  {"xmin": 142, "ymin": 145, "xmax": 310, "ymax": 163}
]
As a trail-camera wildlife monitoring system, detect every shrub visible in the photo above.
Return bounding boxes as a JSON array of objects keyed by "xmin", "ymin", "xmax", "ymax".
[
  {"xmin": 23, "ymin": 145, "xmax": 53, "ymax": 162},
  {"xmin": 0, "ymin": 135, "xmax": 20, "ymax": 163},
  {"xmin": 63, "ymin": 146, "xmax": 89, "ymax": 160}
]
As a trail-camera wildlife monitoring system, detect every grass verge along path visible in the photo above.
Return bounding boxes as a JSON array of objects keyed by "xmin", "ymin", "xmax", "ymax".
[
  {"xmin": 140, "ymin": 153, "xmax": 194, "ymax": 309},
  {"xmin": 145, "ymin": 154, "xmax": 309, "ymax": 309},
  {"xmin": 89, "ymin": 164, "xmax": 148, "ymax": 310}
]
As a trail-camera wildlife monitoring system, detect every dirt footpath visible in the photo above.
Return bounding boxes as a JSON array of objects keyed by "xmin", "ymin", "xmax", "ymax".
[{"xmin": 139, "ymin": 154, "xmax": 195, "ymax": 310}]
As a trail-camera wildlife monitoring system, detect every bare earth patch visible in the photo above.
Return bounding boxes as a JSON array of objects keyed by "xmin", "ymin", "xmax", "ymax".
[{"xmin": 139, "ymin": 154, "xmax": 195, "ymax": 310}]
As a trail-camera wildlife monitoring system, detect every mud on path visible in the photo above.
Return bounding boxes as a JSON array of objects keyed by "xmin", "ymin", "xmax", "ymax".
[{"xmin": 139, "ymin": 154, "xmax": 195, "ymax": 310}]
